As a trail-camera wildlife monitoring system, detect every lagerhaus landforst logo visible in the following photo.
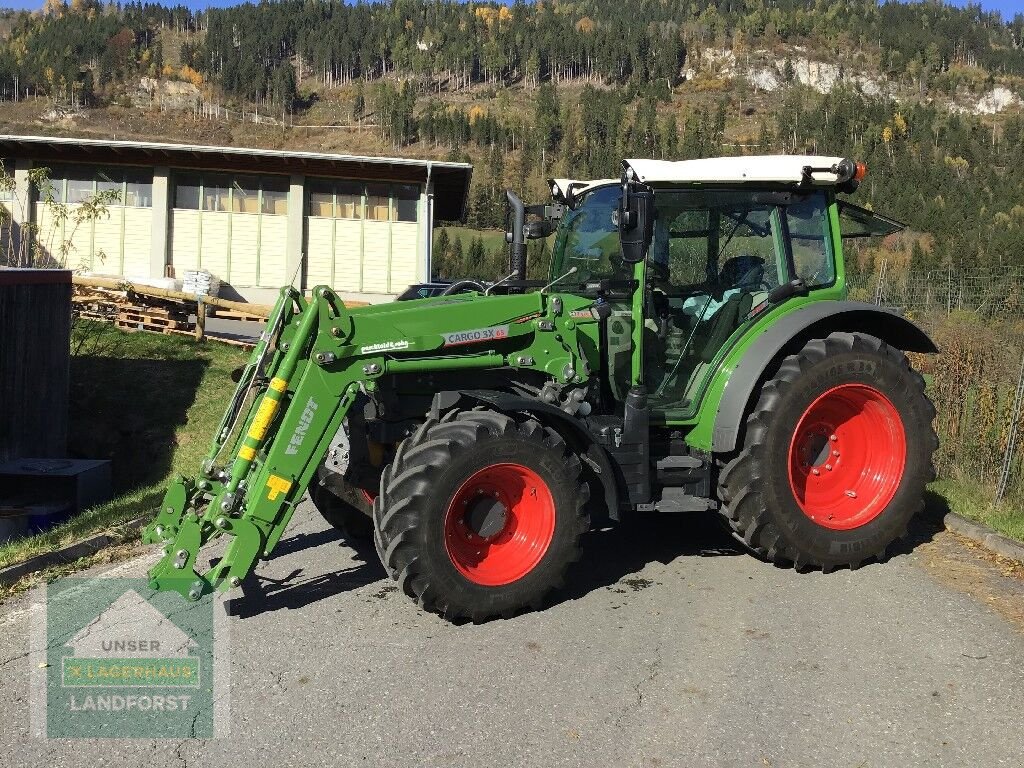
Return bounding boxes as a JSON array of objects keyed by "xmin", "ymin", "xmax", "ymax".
[{"xmin": 32, "ymin": 577, "xmax": 229, "ymax": 738}]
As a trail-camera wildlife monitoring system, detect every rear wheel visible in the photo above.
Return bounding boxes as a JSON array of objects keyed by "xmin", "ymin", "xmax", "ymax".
[
  {"xmin": 374, "ymin": 409, "xmax": 589, "ymax": 621},
  {"xmin": 718, "ymin": 332, "xmax": 937, "ymax": 570}
]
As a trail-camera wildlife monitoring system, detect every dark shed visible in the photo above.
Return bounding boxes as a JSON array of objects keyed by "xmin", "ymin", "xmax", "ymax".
[{"xmin": 0, "ymin": 269, "xmax": 71, "ymax": 462}]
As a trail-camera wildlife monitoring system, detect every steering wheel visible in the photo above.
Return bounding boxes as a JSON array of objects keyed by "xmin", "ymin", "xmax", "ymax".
[{"xmin": 440, "ymin": 280, "xmax": 487, "ymax": 296}]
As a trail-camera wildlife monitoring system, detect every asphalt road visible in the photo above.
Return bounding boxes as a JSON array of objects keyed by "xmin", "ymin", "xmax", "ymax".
[{"xmin": 2, "ymin": 501, "xmax": 1023, "ymax": 768}]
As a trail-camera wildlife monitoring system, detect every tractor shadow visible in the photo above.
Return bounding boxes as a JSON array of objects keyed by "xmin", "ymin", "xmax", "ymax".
[
  {"xmin": 552, "ymin": 491, "xmax": 948, "ymax": 608},
  {"xmin": 550, "ymin": 510, "xmax": 744, "ymax": 608},
  {"xmin": 891, "ymin": 489, "xmax": 949, "ymax": 557},
  {"xmin": 229, "ymin": 527, "xmax": 386, "ymax": 618},
  {"xmin": 228, "ymin": 493, "xmax": 947, "ymax": 620}
]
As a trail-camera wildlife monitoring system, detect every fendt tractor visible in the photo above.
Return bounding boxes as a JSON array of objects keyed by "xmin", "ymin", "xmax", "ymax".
[{"xmin": 143, "ymin": 155, "xmax": 939, "ymax": 621}]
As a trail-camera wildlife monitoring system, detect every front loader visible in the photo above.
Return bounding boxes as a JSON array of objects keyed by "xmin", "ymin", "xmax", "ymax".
[{"xmin": 144, "ymin": 155, "xmax": 938, "ymax": 621}]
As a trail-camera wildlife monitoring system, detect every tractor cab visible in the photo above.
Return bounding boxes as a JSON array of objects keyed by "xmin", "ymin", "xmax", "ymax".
[{"xmin": 542, "ymin": 156, "xmax": 903, "ymax": 420}]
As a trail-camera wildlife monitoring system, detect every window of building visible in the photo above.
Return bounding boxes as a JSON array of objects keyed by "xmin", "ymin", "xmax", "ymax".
[
  {"xmin": 394, "ymin": 184, "xmax": 419, "ymax": 222},
  {"xmin": 261, "ymin": 178, "xmax": 288, "ymax": 215},
  {"xmin": 230, "ymin": 177, "xmax": 259, "ymax": 214},
  {"xmin": 0, "ymin": 158, "xmax": 12, "ymax": 201},
  {"xmin": 65, "ymin": 174, "xmax": 93, "ymax": 204},
  {"xmin": 174, "ymin": 173, "xmax": 287, "ymax": 214},
  {"xmin": 124, "ymin": 171, "xmax": 153, "ymax": 207},
  {"xmin": 203, "ymin": 175, "xmax": 231, "ymax": 212},
  {"xmin": 39, "ymin": 165, "xmax": 153, "ymax": 207},
  {"xmin": 336, "ymin": 181, "xmax": 363, "ymax": 219},
  {"xmin": 96, "ymin": 171, "xmax": 121, "ymax": 198},
  {"xmin": 365, "ymin": 183, "xmax": 390, "ymax": 221},
  {"xmin": 174, "ymin": 174, "xmax": 202, "ymax": 210},
  {"xmin": 306, "ymin": 179, "xmax": 419, "ymax": 222},
  {"xmin": 308, "ymin": 182, "xmax": 334, "ymax": 218}
]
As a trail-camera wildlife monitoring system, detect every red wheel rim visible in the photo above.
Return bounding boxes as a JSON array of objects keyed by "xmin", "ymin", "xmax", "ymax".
[
  {"xmin": 443, "ymin": 463, "xmax": 556, "ymax": 586},
  {"xmin": 787, "ymin": 384, "xmax": 906, "ymax": 531}
]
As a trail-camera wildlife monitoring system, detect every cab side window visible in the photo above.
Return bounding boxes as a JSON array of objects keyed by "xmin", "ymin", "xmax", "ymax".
[{"xmin": 786, "ymin": 193, "xmax": 835, "ymax": 288}]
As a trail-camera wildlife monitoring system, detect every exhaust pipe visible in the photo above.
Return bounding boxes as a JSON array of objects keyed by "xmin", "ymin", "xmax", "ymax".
[{"xmin": 505, "ymin": 190, "xmax": 526, "ymax": 281}]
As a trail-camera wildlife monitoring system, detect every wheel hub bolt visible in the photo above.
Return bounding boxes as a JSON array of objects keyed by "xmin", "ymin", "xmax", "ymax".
[
  {"xmin": 829, "ymin": 434, "xmax": 837, "ymax": 442},
  {"xmin": 825, "ymin": 464, "xmax": 833, "ymax": 471},
  {"xmin": 812, "ymin": 469, "xmax": 820, "ymax": 476}
]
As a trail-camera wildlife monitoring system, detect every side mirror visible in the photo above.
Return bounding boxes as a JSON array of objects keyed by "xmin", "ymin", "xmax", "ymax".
[
  {"xmin": 524, "ymin": 220, "xmax": 556, "ymax": 239},
  {"xmin": 618, "ymin": 176, "xmax": 654, "ymax": 264}
]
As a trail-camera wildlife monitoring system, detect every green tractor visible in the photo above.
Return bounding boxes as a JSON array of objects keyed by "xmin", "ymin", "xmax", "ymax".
[{"xmin": 143, "ymin": 155, "xmax": 938, "ymax": 621}]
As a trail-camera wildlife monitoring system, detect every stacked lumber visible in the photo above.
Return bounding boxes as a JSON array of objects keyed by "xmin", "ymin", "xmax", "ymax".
[{"xmin": 208, "ymin": 306, "xmax": 268, "ymax": 323}]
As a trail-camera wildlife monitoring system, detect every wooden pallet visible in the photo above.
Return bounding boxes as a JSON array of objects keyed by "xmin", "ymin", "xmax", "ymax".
[
  {"xmin": 74, "ymin": 309, "xmax": 117, "ymax": 322},
  {"xmin": 116, "ymin": 309, "xmax": 194, "ymax": 334}
]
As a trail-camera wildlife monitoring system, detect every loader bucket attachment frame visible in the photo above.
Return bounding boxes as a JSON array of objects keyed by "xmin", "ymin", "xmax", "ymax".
[{"xmin": 143, "ymin": 286, "xmax": 365, "ymax": 602}]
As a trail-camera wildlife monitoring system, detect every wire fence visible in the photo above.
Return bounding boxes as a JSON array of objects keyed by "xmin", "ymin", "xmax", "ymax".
[
  {"xmin": 860, "ymin": 263, "xmax": 1024, "ymax": 320},
  {"xmin": 851, "ymin": 264, "xmax": 1024, "ymax": 506}
]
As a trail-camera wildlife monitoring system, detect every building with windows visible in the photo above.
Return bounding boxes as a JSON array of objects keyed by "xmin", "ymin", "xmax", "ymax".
[{"xmin": 0, "ymin": 134, "xmax": 472, "ymax": 302}]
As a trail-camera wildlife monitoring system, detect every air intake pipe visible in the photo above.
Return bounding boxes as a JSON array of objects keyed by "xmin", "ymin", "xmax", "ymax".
[{"xmin": 505, "ymin": 189, "xmax": 526, "ymax": 281}]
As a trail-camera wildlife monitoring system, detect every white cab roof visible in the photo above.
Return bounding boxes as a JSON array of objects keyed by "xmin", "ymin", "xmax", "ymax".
[
  {"xmin": 625, "ymin": 155, "xmax": 849, "ymax": 186},
  {"xmin": 549, "ymin": 177, "xmax": 617, "ymax": 200}
]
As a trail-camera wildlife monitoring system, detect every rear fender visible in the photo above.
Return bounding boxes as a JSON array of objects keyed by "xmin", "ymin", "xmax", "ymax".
[
  {"xmin": 434, "ymin": 389, "xmax": 621, "ymax": 523},
  {"xmin": 706, "ymin": 301, "xmax": 937, "ymax": 454}
]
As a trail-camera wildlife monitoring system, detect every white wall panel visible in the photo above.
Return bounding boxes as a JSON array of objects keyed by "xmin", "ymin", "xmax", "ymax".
[
  {"xmin": 389, "ymin": 222, "xmax": 419, "ymax": 291},
  {"xmin": 93, "ymin": 209, "xmax": 123, "ymax": 275},
  {"xmin": 229, "ymin": 212, "xmax": 259, "ymax": 286},
  {"xmin": 305, "ymin": 218, "xmax": 335, "ymax": 288},
  {"xmin": 122, "ymin": 207, "xmax": 153, "ymax": 279},
  {"xmin": 199, "ymin": 212, "xmax": 230, "ymax": 280},
  {"xmin": 170, "ymin": 210, "xmax": 201, "ymax": 275},
  {"xmin": 361, "ymin": 221, "xmax": 391, "ymax": 293},
  {"xmin": 259, "ymin": 215, "xmax": 289, "ymax": 287},
  {"xmin": 333, "ymin": 220, "xmax": 363, "ymax": 292}
]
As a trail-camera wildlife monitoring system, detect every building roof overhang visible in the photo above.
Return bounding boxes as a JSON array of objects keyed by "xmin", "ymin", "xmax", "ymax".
[{"xmin": 0, "ymin": 134, "xmax": 473, "ymax": 221}]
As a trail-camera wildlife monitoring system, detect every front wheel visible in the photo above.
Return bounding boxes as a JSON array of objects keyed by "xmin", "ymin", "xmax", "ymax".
[
  {"xmin": 718, "ymin": 332, "xmax": 937, "ymax": 570},
  {"xmin": 374, "ymin": 409, "xmax": 589, "ymax": 621},
  {"xmin": 308, "ymin": 471, "xmax": 374, "ymax": 540}
]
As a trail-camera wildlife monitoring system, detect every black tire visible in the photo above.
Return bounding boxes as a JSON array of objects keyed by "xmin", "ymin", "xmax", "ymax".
[
  {"xmin": 308, "ymin": 473, "xmax": 374, "ymax": 540},
  {"xmin": 373, "ymin": 408, "xmax": 590, "ymax": 621},
  {"xmin": 718, "ymin": 331, "xmax": 937, "ymax": 570}
]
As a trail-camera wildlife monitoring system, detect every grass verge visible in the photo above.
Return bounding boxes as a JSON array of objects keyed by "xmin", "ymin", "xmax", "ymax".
[
  {"xmin": 928, "ymin": 478, "xmax": 1024, "ymax": 543},
  {"xmin": 0, "ymin": 321, "xmax": 248, "ymax": 571}
]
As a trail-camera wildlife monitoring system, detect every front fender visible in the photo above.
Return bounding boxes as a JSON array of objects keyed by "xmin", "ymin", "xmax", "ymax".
[
  {"xmin": 433, "ymin": 389, "xmax": 621, "ymax": 522},
  {"xmin": 695, "ymin": 301, "xmax": 937, "ymax": 454}
]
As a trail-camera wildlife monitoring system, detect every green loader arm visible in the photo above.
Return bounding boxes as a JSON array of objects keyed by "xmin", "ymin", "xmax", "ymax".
[{"xmin": 142, "ymin": 285, "xmax": 598, "ymax": 602}]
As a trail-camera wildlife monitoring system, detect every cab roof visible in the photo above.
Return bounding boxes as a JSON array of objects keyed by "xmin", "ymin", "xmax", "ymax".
[
  {"xmin": 549, "ymin": 177, "xmax": 617, "ymax": 201},
  {"xmin": 624, "ymin": 155, "xmax": 850, "ymax": 187}
]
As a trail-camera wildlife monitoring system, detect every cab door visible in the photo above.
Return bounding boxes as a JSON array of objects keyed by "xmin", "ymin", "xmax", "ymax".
[{"xmin": 643, "ymin": 190, "xmax": 836, "ymax": 422}]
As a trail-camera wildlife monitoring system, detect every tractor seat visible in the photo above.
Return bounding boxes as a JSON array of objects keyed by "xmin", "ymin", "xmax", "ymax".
[{"xmin": 695, "ymin": 291, "xmax": 754, "ymax": 363}]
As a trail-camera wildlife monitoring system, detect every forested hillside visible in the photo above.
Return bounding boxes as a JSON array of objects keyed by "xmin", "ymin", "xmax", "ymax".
[{"xmin": 1, "ymin": 0, "xmax": 1024, "ymax": 279}]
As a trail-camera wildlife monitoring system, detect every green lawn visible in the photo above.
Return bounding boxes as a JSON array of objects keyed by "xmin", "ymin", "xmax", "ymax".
[
  {"xmin": 928, "ymin": 478, "xmax": 1024, "ymax": 543},
  {"xmin": 0, "ymin": 322, "xmax": 248, "ymax": 570},
  {"xmin": 437, "ymin": 226, "xmax": 507, "ymax": 253}
]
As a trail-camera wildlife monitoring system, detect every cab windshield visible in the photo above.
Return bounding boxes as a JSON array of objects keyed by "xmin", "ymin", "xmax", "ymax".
[{"xmin": 549, "ymin": 184, "xmax": 630, "ymax": 287}]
